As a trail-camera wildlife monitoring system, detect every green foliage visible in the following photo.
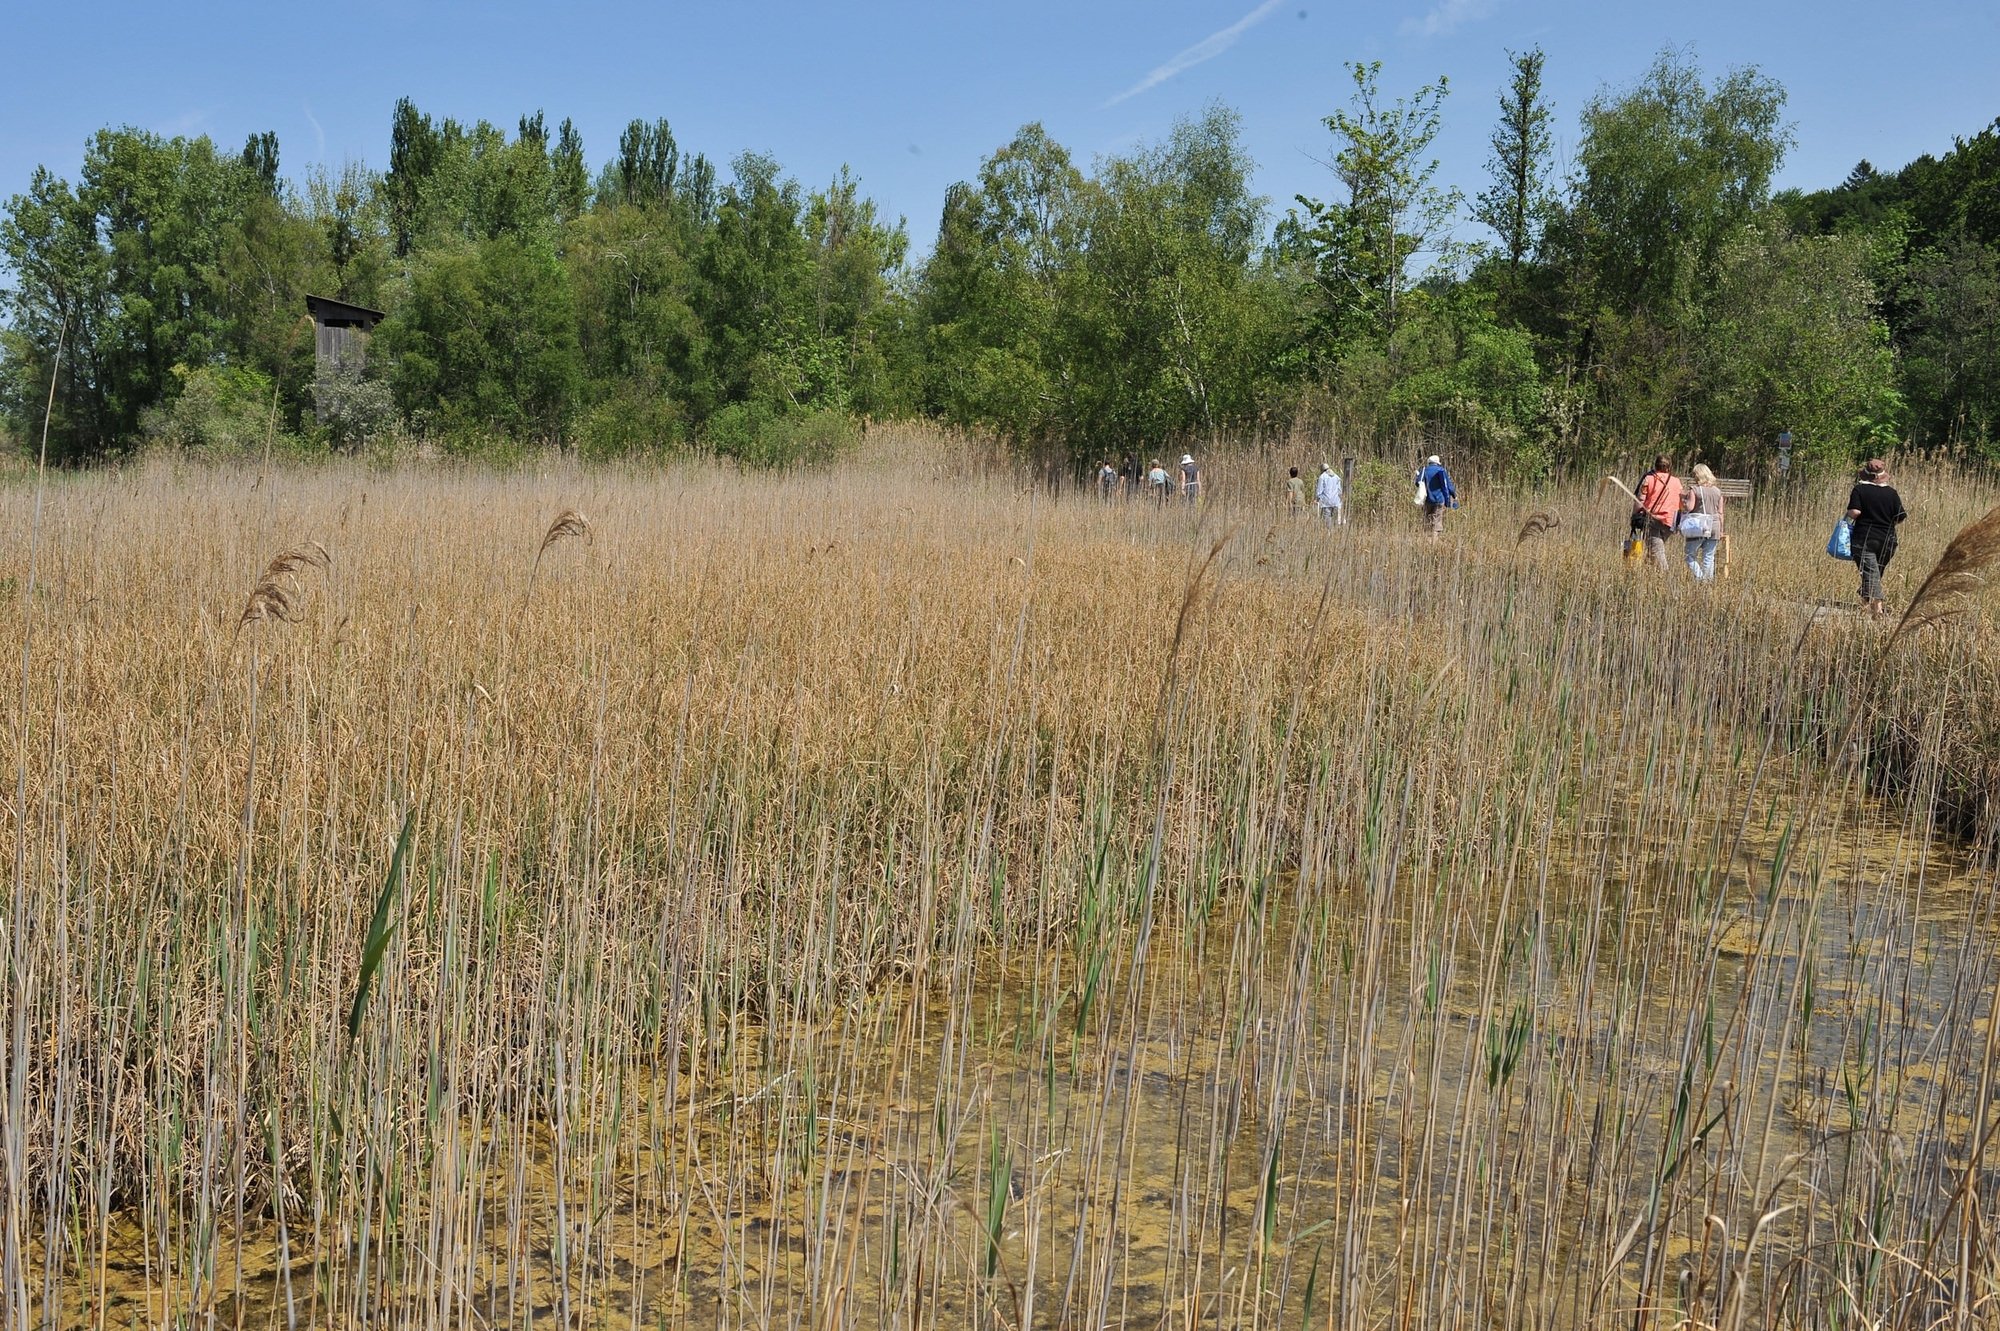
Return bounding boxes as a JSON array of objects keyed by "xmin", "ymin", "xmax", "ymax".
[
  {"xmin": 1693, "ymin": 221, "xmax": 1902, "ymax": 467},
  {"xmin": 1549, "ymin": 50, "xmax": 1795, "ymax": 459},
  {"xmin": 0, "ymin": 167, "xmax": 110, "ymax": 458},
  {"xmin": 378, "ymin": 234, "xmax": 582, "ymax": 445},
  {"xmin": 1294, "ymin": 63, "xmax": 1460, "ymax": 343},
  {"xmin": 575, "ymin": 381, "xmax": 688, "ymax": 460},
  {"xmin": 304, "ymin": 161, "xmax": 392, "ymax": 307},
  {"xmin": 140, "ymin": 363, "xmax": 288, "ymax": 456},
  {"xmin": 701, "ymin": 402, "xmax": 857, "ymax": 468},
  {"xmin": 1783, "ymin": 120, "xmax": 2000, "ymax": 454},
  {"xmin": 1474, "ymin": 47, "xmax": 1554, "ymax": 275},
  {"xmin": 1335, "ymin": 287, "xmax": 1549, "ymax": 475},
  {"xmin": 1, "ymin": 127, "xmax": 304, "ymax": 460},
  {"xmin": 917, "ymin": 108, "xmax": 1286, "ymax": 463},
  {"xmin": 1897, "ymin": 236, "xmax": 2000, "ymax": 456},
  {"xmin": 1562, "ymin": 50, "xmax": 1789, "ymax": 317},
  {"xmin": 1342, "ymin": 458, "xmax": 1414, "ymax": 515},
  {"xmin": 348, "ymin": 809, "xmax": 417, "ymax": 1043},
  {"xmin": 6, "ymin": 76, "xmax": 2000, "ymax": 468}
]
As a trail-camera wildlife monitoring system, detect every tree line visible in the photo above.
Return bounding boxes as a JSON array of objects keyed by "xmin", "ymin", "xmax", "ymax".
[{"xmin": 2, "ymin": 48, "xmax": 1996, "ymax": 474}]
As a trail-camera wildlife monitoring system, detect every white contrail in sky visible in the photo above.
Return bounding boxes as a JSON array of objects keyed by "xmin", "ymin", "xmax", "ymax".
[
  {"xmin": 303, "ymin": 102, "xmax": 327, "ymax": 162},
  {"xmin": 1105, "ymin": 0, "xmax": 1287, "ymax": 108},
  {"xmin": 1402, "ymin": 0, "xmax": 1493, "ymax": 38}
]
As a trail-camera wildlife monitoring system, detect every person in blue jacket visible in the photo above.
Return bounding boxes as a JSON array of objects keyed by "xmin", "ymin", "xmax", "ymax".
[{"xmin": 1417, "ymin": 454, "xmax": 1457, "ymax": 537}]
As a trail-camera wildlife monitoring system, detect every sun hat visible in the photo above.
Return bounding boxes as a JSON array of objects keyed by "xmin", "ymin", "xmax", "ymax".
[
  {"xmin": 1180, "ymin": 454, "xmax": 1194, "ymax": 465},
  {"xmin": 1427, "ymin": 454, "xmax": 1440, "ymax": 465}
]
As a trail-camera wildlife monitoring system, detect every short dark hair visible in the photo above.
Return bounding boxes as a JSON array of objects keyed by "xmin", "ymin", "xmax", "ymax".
[
  {"xmin": 1653, "ymin": 454, "xmax": 1672, "ymax": 471},
  {"xmin": 1289, "ymin": 466, "xmax": 1299, "ymax": 476}
]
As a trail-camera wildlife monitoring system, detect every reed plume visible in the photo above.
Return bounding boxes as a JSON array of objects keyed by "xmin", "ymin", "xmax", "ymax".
[
  {"xmin": 1516, "ymin": 510, "xmax": 1561, "ymax": 545},
  {"xmin": 235, "ymin": 543, "xmax": 330, "ymax": 639},
  {"xmin": 535, "ymin": 509, "xmax": 592, "ymax": 566},
  {"xmin": 521, "ymin": 508, "xmax": 593, "ymax": 617},
  {"xmin": 1886, "ymin": 503, "xmax": 2000, "ymax": 647}
]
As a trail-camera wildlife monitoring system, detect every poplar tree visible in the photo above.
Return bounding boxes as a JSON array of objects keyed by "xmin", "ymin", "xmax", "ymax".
[{"xmin": 1474, "ymin": 47, "xmax": 1552, "ymax": 275}]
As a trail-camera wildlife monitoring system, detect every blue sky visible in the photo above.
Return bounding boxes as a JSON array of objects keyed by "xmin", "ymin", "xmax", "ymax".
[{"xmin": 6, "ymin": 0, "xmax": 1995, "ymax": 257}]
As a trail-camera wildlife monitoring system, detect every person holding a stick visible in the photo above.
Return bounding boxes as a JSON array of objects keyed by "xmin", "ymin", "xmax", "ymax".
[{"xmin": 1634, "ymin": 455, "xmax": 1683, "ymax": 572}]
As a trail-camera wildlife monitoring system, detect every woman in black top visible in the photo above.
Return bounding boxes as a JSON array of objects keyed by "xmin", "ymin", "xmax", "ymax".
[{"xmin": 1845, "ymin": 458, "xmax": 1907, "ymax": 617}]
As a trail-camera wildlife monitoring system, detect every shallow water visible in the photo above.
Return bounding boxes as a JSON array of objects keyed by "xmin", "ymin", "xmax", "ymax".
[{"xmin": 60, "ymin": 786, "xmax": 1999, "ymax": 1331}]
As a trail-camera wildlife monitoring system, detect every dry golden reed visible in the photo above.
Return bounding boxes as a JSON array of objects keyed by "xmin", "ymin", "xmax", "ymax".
[{"xmin": 3, "ymin": 441, "xmax": 1999, "ymax": 1330}]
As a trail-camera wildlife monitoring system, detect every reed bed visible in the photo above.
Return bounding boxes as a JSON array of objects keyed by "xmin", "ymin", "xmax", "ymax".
[{"xmin": 2, "ymin": 443, "xmax": 1998, "ymax": 1330}]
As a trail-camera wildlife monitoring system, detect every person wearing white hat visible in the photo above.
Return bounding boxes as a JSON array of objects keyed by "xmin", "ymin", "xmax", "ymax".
[
  {"xmin": 1178, "ymin": 453, "xmax": 1201, "ymax": 504},
  {"xmin": 1315, "ymin": 461, "xmax": 1344, "ymax": 527},
  {"xmin": 1416, "ymin": 454, "xmax": 1456, "ymax": 537}
]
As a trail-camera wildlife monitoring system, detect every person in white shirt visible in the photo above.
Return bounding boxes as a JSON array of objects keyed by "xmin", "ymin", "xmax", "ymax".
[{"xmin": 1315, "ymin": 463, "xmax": 1344, "ymax": 526}]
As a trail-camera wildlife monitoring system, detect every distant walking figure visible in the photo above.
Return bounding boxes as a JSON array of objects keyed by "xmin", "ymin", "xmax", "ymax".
[
  {"xmin": 1417, "ymin": 455, "xmax": 1456, "ymax": 537},
  {"xmin": 1097, "ymin": 460, "xmax": 1118, "ymax": 500},
  {"xmin": 1681, "ymin": 463, "xmax": 1725, "ymax": 582},
  {"xmin": 1147, "ymin": 459, "xmax": 1172, "ymax": 505},
  {"xmin": 1315, "ymin": 462, "xmax": 1344, "ymax": 527},
  {"xmin": 1846, "ymin": 458, "xmax": 1907, "ymax": 617},
  {"xmin": 1635, "ymin": 455, "xmax": 1683, "ymax": 572},
  {"xmin": 1286, "ymin": 466, "xmax": 1305, "ymax": 516},
  {"xmin": 1179, "ymin": 453, "xmax": 1201, "ymax": 504}
]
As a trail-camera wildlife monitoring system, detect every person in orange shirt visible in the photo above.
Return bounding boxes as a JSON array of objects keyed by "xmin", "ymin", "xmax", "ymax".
[{"xmin": 1634, "ymin": 455, "xmax": 1683, "ymax": 572}]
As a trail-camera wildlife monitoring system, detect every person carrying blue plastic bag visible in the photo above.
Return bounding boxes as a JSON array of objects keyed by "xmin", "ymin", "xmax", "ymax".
[
  {"xmin": 1416, "ymin": 454, "xmax": 1456, "ymax": 537},
  {"xmin": 1845, "ymin": 458, "xmax": 1907, "ymax": 618}
]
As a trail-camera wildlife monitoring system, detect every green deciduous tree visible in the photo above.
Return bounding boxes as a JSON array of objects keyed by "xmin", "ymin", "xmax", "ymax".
[
  {"xmin": 1898, "ymin": 235, "xmax": 2000, "ymax": 454},
  {"xmin": 915, "ymin": 109, "xmax": 1283, "ymax": 465},
  {"xmin": 1549, "ymin": 50, "xmax": 1793, "ymax": 457},
  {"xmin": 552, "ymin": 118, "xmax": 590, "ymax": 224},
  {"xmin": 1565, "ymin": 50, "xmax": 1789, "ymax": 317},
  {"xmin": 378, "ymin": 234, "xmax": 581, "ymax": 444},
  {"xmin": 1, "ymin": 127, "xmax": 289, "ymax": 459},
  {"xmin": 1694, "ymin": 220, "xmax": 1900, "ymax": 466},
  {"xmin": 1336, "ymin": 284, "xmax": 1548, "ymax": 474},
  {"xmin": 0, "ymin": 166, "xmax": 114, "ymax": 458},
  {"xmin": 1294, "ymin": 62, "xmax": 1459, "ymax": 343}
]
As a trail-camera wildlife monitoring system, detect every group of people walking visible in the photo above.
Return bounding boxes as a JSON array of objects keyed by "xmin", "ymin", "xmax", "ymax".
[
  {"xmin": 1629, "ymin": 454, "xmax": 1726, "ymax": 581},
  {"xmin": 1284, "ymin": 455, "xmax": 1459, "ymax": 535},
  {"xmin": 1285, "ymin": 463, "xmax": 1352, "ymax": 526},
  {"xmin": 1098, "ymin": 454, "xmax": 1203, "ymax": 504},
  {"xmin": 1096, "ymin": 446, "xmax": 1908, "ymax": 617},
  {"xmin": 1627, "ymin": 452, "xmax": 1907, "ymax": 612}
]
